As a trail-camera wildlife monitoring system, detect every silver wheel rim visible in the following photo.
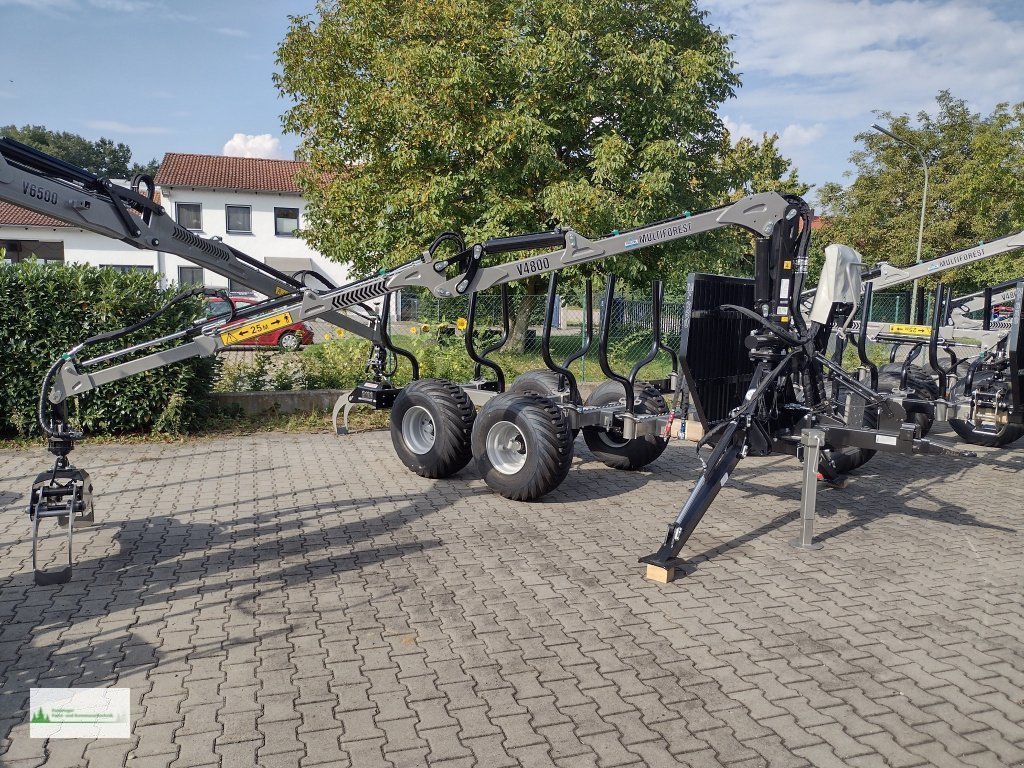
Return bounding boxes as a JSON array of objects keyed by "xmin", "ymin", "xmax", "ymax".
[
  {"xmin": 281, "ymin": 334, "xmax": 298, "ymax": 350},
  {"xmin": 402, "ymin": 406, "xmax": 436, "ymax": 454},
  {"xmin": 597, "ymin": 430, "xmax": 631, "ymax": 448},
  {"xmin": 595, "ymin": 395, "xmax": 634, "ymax": 447},
  {"xmin": 486, "ymin": 420, "xmax": 527, "ymax": 474}
]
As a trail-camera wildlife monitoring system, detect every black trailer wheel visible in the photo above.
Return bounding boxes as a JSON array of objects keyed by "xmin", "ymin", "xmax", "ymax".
[
  {"xmin": 878, "ymin": 363, "xmax": 939, "ymax": 437},
  {"xmin": 582, "ymin": 380, "xmax": 669, "ymax": 470},
  {"xmin": 506, "ymin": 370, "xmax": 582, "ymax": 438},
  {"xmin": 471, "ymin": 392, "xmax": 573, "ymax": 500},
  {"xmin": 827, "ymin": 385, "xmax": 878, "ymax": 474},
  {"xmin": 949, "ymin": 371, "xmax": 1024, "ymax": 447},
  {"xmin": 390, "ymin": 378, "xmax": 476, "ymax": 478}
]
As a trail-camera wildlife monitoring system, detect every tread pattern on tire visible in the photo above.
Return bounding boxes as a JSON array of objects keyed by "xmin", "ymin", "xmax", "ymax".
[
  {"xmin": 390, "ymin": 378, "xmax": 476, "ymax": 478},
  {"xmin": 949, "ymin": 371, "xmax": 1024, "ymax": 447},
  {"xmin": 471, "ymin": 392, "xmax": 573, "ymax": 501},
  {"xmin": 582, "ymin": 380, "xmax": 669, "ymax": 470},
  {"xmin": 506, "ymin": 370, "xmax": 582, "ymax": 438}
]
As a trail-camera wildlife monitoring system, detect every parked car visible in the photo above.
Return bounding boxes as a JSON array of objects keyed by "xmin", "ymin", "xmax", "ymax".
[{"xmin": 207, "ymin": 295, "xmax": 314, "ymax": 351}]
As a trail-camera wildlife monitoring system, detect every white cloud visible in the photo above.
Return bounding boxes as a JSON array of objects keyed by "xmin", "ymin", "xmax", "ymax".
[
  {"xmin": 778, "ymin": 123, "xmax": 826, "ymax": 150},
  {"xmin": 216, "ymin": 27, "xmax": 248, "ymax": 37},
  {"xmin": 0, "ymin": 0, "xmax": 75, "ymax": 16},
  {"xmin": 705, "ymin": 0, "xmax": 1024, "ymax": 121},
  {"xmin": 1, "ymin": 0, "xmax": 191, "ymax": 18},
  {"xmin": 723, "ymin": 116, "xmax": 759, "ymax": 142},
  {"xmin": 724, "ymin": 116, "xmax": 824, "ymax": 151},
  {"xmin": 703, "ymin": 0, "xmax": 1024, "ymax": 194},
  {"xmin": 89, "ymin": 0, "xmax": 154, "ymax": 10},
  {"xmin": 222, "ymin": 133, "xmax": 287, "ymax": 159},
  {"xmin": 0, "ymin": 0, "xmax": 74, "ymax": 6},
  {"xmin": 161, "ymin": 9, "xmax": 195, "ymax": 22},
  {"xmin": 85, "ymin": 120, "xmax": 169, "ymax": 135}
]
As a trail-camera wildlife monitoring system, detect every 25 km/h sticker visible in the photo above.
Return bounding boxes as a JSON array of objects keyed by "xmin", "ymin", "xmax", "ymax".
[
  {"xmin": 888, "ymin": 323, "xmax": 932, "ymax": 337},
  {"xmin": 220, "ymin": 312, "xmax": 294, "ymax": 345}
]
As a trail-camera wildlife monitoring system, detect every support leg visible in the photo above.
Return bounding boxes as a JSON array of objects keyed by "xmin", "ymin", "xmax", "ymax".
[
  {"xmin": 639, "ymin": 423, "xmax": 746, "ymax": 582},
  {"xmin": 790, "ymin": 428, "xmax": 824, "ymax": 550}
]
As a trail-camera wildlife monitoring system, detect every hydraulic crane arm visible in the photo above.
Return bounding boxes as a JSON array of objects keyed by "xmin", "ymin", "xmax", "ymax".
[
  {"xmin": 50, "ymin": 192, "xmax": 797, "ymax": 404},
  {"xmin": 801, "ymin": 228, "xmax": 1024, "ymax": 304},
  {"xmin": 950, "ymin": 280, "xmax": 1018, "ymax": 318},
  {"xmin": 0, "ymin": 138, "xmax": 380, "ymax": 341},
  {"xmin": 863, "ymin": 229, "xmax": 1024, "ymax": 292}
]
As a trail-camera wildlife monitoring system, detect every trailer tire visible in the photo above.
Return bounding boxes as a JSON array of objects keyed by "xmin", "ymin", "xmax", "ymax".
[
  {"xmin": 472, "ymin": 392, "xmax": 573, "ymax": 500},
  {"xmin": 827, "ymin": 386, "xmax": 878, "ymax": 474},
  {"xmin": 878, "ymin": 364, "xmax": 938, "ymax": 438},
  {"xmin": 949, "ymin": 372, "xmax": 1024, "ymax": 447},
  {"xmin": 390, "ymin": 378, "xmax": 476, "ymax": 478},
  {"xmin": 506, "ymin": 370, "xmax": 582, "ymax": 438},
  {"xmin": 582, "ymin": 380, "xmax": 669, "ymax": 470}
]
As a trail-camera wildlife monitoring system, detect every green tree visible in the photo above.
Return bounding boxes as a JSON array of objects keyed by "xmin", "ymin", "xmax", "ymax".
[
  {"xmin": 0, "ymin": 124, "xmax": 159, "ymax": 179},
  {"xmin": 814, "ymin": 92, "xmax": 1024, "ymax": 294},
  {"xmin": 275, "ymin": 0, "xmax": 805, "ymax": 320}
]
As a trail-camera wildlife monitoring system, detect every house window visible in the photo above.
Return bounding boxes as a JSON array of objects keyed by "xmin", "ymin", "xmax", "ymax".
[
  {"xmin": 226, "ymin": 205, "xmax": 252, "ymax": 234},
  {"xmin": 274, "ymin": 207, "xmax": 300, "ymax": 237},
  {"xmin": 176, "ymin": 203, "xmax": 203, "ymax": 231},
  {"xmin": 101, "ymin": 265, "xmax": 153, "ymax": 274},
  {"xmin": 179, "ymin": 266, "xmax": 204, "ymax": 286},
  {"xmin": 2, "ymin": 240, "xmax": 65, "ymax": 264}
]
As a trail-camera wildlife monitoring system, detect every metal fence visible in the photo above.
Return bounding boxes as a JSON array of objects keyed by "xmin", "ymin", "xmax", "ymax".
[
  {"xmin": 868, "ymin": 292, "xmax": 912, "ymax": 324},
  {"xmin": 394, "ymin": 290, "xmax": 683, "ymax": 382},
  {"xmin": 391, "ymin": 286, "xmax": 922, "ymax": 383}
]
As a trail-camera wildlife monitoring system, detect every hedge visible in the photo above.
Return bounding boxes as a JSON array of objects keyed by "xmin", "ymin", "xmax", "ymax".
[{"xmin": 0, "ymin": 261, "xmax": 218, "ymax": 436}]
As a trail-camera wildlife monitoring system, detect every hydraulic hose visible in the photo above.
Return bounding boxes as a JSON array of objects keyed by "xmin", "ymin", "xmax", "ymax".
[
  {"xmin": 720, "ymin": 303, "xmax": 819, "ymax": 347},
  {"xmin": 37, "ymin": 286, "xmax": 227, "ymax": 438}
]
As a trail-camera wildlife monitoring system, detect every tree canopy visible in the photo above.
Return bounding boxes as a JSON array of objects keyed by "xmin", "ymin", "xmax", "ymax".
[
  {"xmin": 814, "ymin": 92, "xmax": 1024, "ymax": 293},
  {"xmin": 275, "ymin": 0, "xmax": 804, "ymax": 291},
  {"xmin": 0, "ymin": 124, "xmax": 160, "ymax": 179}
]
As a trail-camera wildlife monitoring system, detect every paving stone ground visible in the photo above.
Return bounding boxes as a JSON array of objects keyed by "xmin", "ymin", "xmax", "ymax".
[{"xmin": 0, "ymin": 425, "xmax": 1022, "ymax": 768}]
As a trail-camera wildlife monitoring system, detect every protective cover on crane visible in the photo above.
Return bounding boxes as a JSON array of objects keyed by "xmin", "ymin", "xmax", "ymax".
[{"xmin": 810, "ymin": 244, "xmax": 863, "ymax": 324}]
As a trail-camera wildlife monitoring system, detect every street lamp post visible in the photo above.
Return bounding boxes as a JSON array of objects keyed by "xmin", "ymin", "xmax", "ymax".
[{"xmin": 871, "ymin": 122, "xmax": 929, "ymax": 323}]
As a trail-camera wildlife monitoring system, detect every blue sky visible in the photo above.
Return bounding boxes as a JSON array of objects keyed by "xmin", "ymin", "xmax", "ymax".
[{"xmin": 3, "ymin": 0, "xmax": 1023, "ymax": 206}]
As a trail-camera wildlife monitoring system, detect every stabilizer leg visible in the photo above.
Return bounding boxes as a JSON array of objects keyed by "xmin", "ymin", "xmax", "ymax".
[{"xmin": 639, "ymin": 423, "xmax": 745, "ymax": 582}]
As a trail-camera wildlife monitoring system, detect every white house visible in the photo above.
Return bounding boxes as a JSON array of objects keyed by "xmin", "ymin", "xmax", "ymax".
[{"xmin": 0, "ymin": 153, "xmax": 349, "ymax": 294}]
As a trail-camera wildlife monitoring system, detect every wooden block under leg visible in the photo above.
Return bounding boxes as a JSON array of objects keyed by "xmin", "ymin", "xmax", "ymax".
[
  {"xmin": 645, "ymin": 564, "xmax": 677, "ymax": 583},
  {"xmin": 683, "ymin": 418, "xmax": 704, "ymax": 443}
]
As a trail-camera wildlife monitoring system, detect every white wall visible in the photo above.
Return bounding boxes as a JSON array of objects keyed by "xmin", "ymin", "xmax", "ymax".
[
  {"xmin": 0, "ymin": 224, "xmax": 152, "ymax": 267},
  {"xmin": 1, "ymin": 186, "xmax": 350, "ymax": 293},
  {"xmin": 158, "ymin": 186, "xmax": 349, "ymax": 291}
]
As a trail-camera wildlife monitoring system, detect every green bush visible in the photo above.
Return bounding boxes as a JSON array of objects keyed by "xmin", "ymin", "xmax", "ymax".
[
  {"xmin": 300, "ymin": 335, "xmax": 378, "ymax": 389},
  {"xmin": 0, "ymin": 261, "xmax": 218, "ymax": 436},
  {"xmin": 214, "ymin": 331, "xmax": 484, "ymax": 394}
]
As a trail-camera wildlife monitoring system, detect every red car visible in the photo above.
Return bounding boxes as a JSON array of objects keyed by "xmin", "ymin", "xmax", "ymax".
[{"xmin": 208, "ymin": 296, "xmax": 314, "ymax": 351}]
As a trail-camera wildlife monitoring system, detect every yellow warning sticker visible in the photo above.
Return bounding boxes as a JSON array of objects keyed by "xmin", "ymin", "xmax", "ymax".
[
  {"xmin": 888, "ymin": 323, "xmax": 932, "ymax": 336},
  {"xmin": 783, "ymin": 260, "xmax": 792, "ymax": 270},
  {"xmin": 220, "ymin": 312, "xmax": 293, "ymax": 345}
]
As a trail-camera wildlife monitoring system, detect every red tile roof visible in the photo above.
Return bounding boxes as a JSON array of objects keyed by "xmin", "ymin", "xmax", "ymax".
[
  {"xmin": 155, "ymin": 153, "xmax": 306, "ymax": 193},
  {"xmin": 0, "ymin": 201, "xmax": 69, "ymax": 228}
]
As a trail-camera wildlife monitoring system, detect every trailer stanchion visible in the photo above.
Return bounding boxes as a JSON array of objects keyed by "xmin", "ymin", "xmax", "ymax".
[{"xmin": 790, "ymin": 428, "xmax": 825, "ymax": 551}]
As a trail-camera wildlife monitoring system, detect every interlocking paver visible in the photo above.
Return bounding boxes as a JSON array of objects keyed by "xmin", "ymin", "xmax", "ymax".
[{"xmin": 0, "ymin": 428, "xmax": 1020, "ymax": 767}]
